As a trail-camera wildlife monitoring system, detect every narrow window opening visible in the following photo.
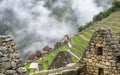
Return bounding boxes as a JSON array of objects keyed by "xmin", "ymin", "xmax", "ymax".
[
  {"xmin": 97, "ymin": 47, "xmax": 103, "ymax": 55},
  {"xmin": 98, "ymin": 68, "xmax": 104, "ymax": 75},
  {"xmin": 116, "ymin": 56, "xmax": 120, "ymax": 62}
]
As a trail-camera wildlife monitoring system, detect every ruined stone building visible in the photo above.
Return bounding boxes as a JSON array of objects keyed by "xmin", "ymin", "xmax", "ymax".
[
  {"xmin": 84, "ymin": 28, "xmax": 120, "ymax": 75},
  {"xmin": 0, "ymin": 35, "xmax": 28, "ymax": 75},
  {"xmin": 28, "ymin": 50, "xmax": 41, "ymax": 61},
  {"xmin": 62, "ymin": 35, "xmax": 72, "ymax": 48},
  {"xmin": 29, "ymin": 62, "xmax": 39, "ymax": 72},
  {"xmin": 42, "ymin": 45, "xmax": 52, "ymax": 52}
]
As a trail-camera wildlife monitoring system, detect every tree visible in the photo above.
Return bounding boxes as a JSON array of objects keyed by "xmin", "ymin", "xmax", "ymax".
[{"xmin": 112, "ymin": 0, "xmax": 120, "ymax": 8}]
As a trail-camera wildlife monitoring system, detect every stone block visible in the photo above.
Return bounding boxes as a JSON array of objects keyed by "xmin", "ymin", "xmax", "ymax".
[
  {"xmin": 0, "ymin": 57, "xmax": 9, "ymax": 62},
  {"xmin": 1, "ymin": 62, "xmax": 11, "ymax": 69}
]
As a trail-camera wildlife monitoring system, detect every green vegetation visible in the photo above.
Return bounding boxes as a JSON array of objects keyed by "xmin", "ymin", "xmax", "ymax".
[
  {"xmin": 25, "ymin": 63, "xmax": 30, "ymax": 72},
  {"xmin": 78, "ymin": 0, "xmax": 120, "ymax": 32},
  {"xmin": 25, "ymin": 32, "xmax": 87, "ymax": 73},
  {"xmin": 32, "ymin": 10, "xmax": 120, "ymax": 74},
  {"xmin": 25, "ymin": 44, "xmax": 70, "ymax": 72},
  {"xmin": 71, "ymin": 54, "xmax": 79, "ymax": 62},
  {"xmin": 29, "ymin": 69, "xmax": 36, "ymax": 73},
  {"xmin": 93, "ymin": 0, "xmax": 120, "ymax": 22},
  {"xmin": 71, "ymin": 47, "xmax": 82, "ymax": 54},
  {"xmin": 25, "ymin": 1, "xmax": 120, "ymax": 74},
  {"xmin": 112, "ymin": 0, "xmax": 120, "ymax": 9},
  {"xmin": 78, "ymin": 22, "xmax": 94, "ymax": 32}
]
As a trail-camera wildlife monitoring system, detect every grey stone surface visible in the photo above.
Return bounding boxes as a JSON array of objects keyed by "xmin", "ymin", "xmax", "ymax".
[
  {"xmin": 5, "ymin": 70, "xmax": 16, "ymax": 74},
  {"xmin": 17, "ymin": 67, "xmax": 26, "ymax": 73},
  {"xmin": 1, "ymin": 62, "xmax": 11, "ymax": 69},
  {"xmin": 0, "ymin": 57, "xmax": 9, "ymax": 62},
  {"xmin": 0, "ymin": 35, "xmax": 28, "ymax": 75},
  {"xmin": 0, "ymin": 52, "xmax": 3, "ymax": 57}
]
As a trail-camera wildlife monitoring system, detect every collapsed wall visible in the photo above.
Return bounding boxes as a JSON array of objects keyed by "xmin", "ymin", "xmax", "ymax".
[{"xmin": 0, "ymin": 35, "xmax": 28, "ymax": 75}]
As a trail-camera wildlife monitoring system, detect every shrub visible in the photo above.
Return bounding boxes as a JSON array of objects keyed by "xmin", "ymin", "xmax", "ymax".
[
  {"xmin": 78, "ymin": 26, "xmax": 84, "ymax": 32},
  {"xmin": 112, "ymin": 0, "xmax": 120, "ymax": 7},
  {"xmin": 78, "ymin": 22, "xmax": 94, "ymax": 32},
  {"xmin": 93, "ymin": 0, "xmax": 120, "ymax": 22}
]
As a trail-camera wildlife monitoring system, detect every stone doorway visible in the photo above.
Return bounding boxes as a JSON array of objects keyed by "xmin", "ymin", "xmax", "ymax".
[{"xmin": 98, "ymin": 68, "xmax": 104, "ymax": 75}]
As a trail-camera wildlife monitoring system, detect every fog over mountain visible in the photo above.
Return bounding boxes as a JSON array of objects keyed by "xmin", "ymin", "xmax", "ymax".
[{"xmin": 0, "ymin": 0, "xmax": 112, "ymax": 57}]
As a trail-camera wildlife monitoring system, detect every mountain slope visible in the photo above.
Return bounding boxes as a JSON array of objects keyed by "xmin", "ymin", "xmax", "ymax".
[
  {"xmin": 30, "ymin": 11, "xmax": 120, "ymax": 75},
  {"xmin": 25, "ymin": 11, "xmax": 120, "ymax": 74}
]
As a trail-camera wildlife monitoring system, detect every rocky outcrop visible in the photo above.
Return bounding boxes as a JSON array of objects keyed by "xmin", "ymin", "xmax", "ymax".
[
  {"xmin": 0, "ymin": 35, "xmax": 28, "ymax": 75},
  {"xmin": 48, "ymin": 51, "xmax": 73, "ymax": 69},
  {"xmin": 62, "ymin": 35, "xmax": 72, "ymax": 48}
]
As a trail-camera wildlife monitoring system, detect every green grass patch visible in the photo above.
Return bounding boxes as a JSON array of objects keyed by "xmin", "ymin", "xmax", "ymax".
[
  {"xmin": 84, "ymin": 31, "xmax": 92, "ymax": 37},
  {"xmin": 25, "ymin": 63, "xmax": 30, "ymax": 72},
  {"xmin": 71, "ymin": 54, "xmax": 79, "ymax": 62},
  {"xmin": 30, "ymin": 69, "xmax": 36, "ymax": 73},
  {"xmin": 71, "ymin": 47, "xmax": 82, "ymax": 54},
  {"xmin": 79, "ymin": 34, "xmax": 89, "ymax": 42},
  {"xmin": 35, "ymin": 44, "xmax": 69, "ymax": 71}
]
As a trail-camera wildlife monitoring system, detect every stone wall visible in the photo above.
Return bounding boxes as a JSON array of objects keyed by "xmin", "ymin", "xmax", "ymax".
[
  {"xmin": 48, "ymin": 65, "xmax": 86, "ymax": 75},
  {"xmin": 84, "ymin": 28, "xmax": 120, "ymax": 75},
  {"xmin": 32, "ymin": 63, "xmax": 85, "ymax": 75},
  {"xmin": 0, "ymin": 35, "xmax": 28, "ymax": 75}
]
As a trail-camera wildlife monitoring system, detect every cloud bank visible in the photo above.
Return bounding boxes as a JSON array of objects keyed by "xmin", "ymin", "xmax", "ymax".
[{"xmin": 0, "ymin": 0, "xmax": 112, "ymax": 57}]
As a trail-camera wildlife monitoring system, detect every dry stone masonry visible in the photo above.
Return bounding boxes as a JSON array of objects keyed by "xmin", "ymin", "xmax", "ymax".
[
  {"xmin": 84, "ymin": 28, "xmax": 120, "ymax": 75},
  {"xmin": 0, "ymin": 35, "xmax": 28, "ymax": 75}
]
